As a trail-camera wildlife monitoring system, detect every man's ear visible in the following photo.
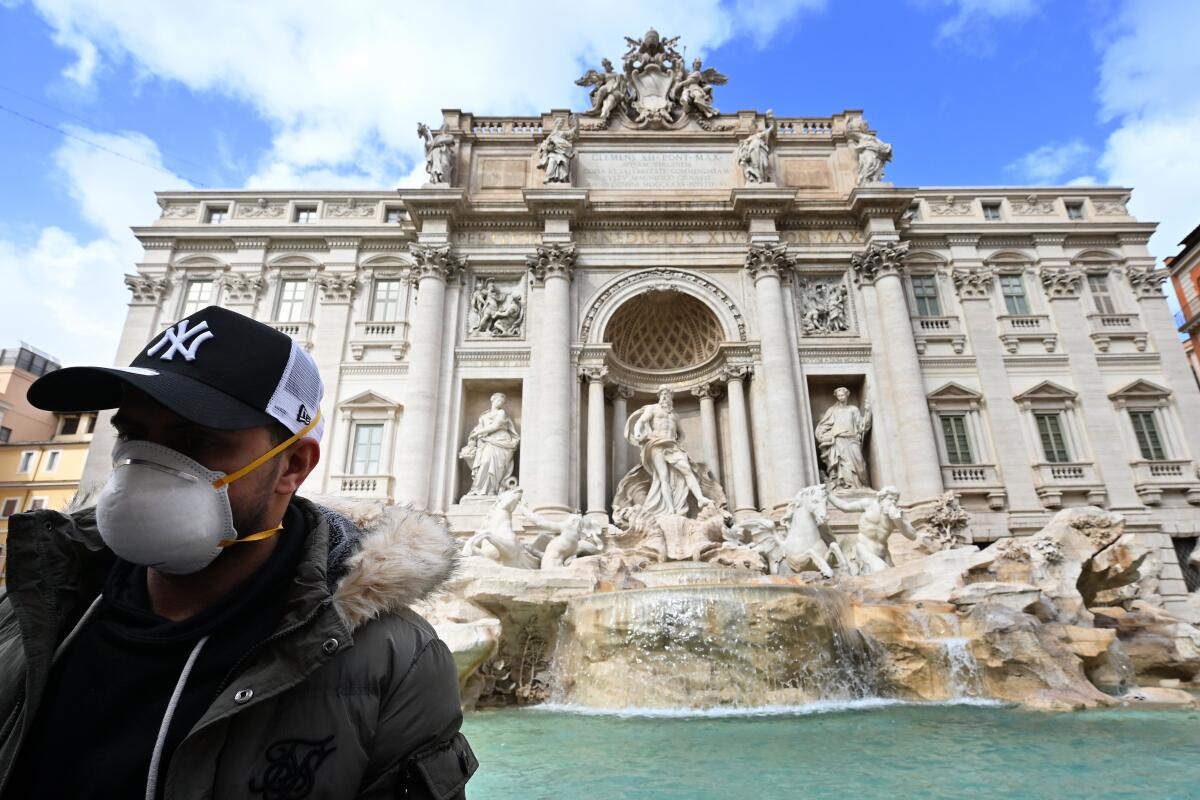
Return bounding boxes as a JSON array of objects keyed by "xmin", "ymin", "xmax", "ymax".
[{"xmin": 275, "ymin": 439, "xmax": 320, "ymax": 496}]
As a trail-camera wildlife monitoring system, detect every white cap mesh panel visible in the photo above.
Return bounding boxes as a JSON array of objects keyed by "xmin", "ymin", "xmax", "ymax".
[{"xmin": 266, "ymin": 341, "xmax": 325, "ymax": 442}]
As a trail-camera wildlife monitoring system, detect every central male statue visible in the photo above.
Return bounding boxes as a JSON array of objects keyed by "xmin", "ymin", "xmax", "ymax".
[{"xmin": 624, "ymin": 387, "xmax": 711, "ymax": 516}]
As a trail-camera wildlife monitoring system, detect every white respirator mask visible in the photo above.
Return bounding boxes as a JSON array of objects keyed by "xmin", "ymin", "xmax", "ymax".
[{"xmin": 95, "ymin": 413, "xmax": 319, "ymax": 575}]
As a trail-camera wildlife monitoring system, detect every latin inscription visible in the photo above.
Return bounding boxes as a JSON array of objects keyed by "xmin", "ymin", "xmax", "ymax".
[
  {"xmin": 476, "ymin": 158, "xmax": 528, "ymax": 189},
  {"xmin": 452, "ymin": 229, "xmax": 865, "ymax": 246},
  {"xmin": 576, "ymin": 151, "xmax": 732, "ymax": 190}
]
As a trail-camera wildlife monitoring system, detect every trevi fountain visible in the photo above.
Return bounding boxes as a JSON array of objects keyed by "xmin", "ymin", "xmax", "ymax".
[{"xmin": 117, "ymin": 29, "xmax": 1200, "ymax": 797}]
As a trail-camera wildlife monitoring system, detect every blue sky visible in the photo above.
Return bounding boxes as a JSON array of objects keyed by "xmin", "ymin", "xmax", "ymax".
[{"xmin": 1, "ymin": 0, "xmax": 1197, "ymax": 366}]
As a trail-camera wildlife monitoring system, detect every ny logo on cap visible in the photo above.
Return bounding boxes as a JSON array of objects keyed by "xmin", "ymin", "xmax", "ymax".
[{"xmin": 147, "ymin": 319, "xmax": 215, "ymax": 362}]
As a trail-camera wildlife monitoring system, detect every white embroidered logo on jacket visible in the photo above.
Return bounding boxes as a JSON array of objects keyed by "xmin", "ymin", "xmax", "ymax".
[{"xmin": 147, "ymin": 319, "xmax": 215, "ymax": 361}]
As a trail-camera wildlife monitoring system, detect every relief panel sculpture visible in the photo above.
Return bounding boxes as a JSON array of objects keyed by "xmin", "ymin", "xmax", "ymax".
[
  {"xmin": 797, "ymin": 275, "xmax": 851, "ymax": 335},
  {"xmin": 468, "ymin": 276, "xmax": 526, "ymax": 338}
]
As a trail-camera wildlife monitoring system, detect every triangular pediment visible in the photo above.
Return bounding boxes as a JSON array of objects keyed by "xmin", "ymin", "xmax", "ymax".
[
  {"xmin": 928, "ymin": 382, "xmax": 983, "ymax": 402},
  {"xmin": 339, "ymin": 390, "xmax": 400, "ymax": 409},
  {"xmin": 1014, "ymin": 380, "xmax": 1077, "ymax": 403},
  {"xmin": 1108, "ymin": 379, "xmax": 1171, "ymax": 401}
]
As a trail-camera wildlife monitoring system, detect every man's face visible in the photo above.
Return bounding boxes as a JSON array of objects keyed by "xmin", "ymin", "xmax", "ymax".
[
  {"xmin": 111, "ymin": 389, "xmax": 286, "ymax": 536},
  {"xmin": 658, "ymin": 391, "xmax": 673, "ymax": 410}
]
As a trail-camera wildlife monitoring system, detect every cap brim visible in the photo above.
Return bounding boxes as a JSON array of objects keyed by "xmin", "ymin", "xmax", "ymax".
[{"xmin": 28, "ymin": 365, "xmax": 277, "ymax": 431}]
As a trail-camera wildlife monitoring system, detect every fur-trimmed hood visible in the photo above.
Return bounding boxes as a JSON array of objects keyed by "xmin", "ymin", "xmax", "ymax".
[{"xmin": 305, "ymin": 496, "xmax": 460, "ymax": 633}]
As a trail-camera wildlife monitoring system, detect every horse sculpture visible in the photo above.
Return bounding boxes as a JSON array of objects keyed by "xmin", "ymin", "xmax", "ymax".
[
  {"xmin": 763, "ymin": 484, "xmax": 848, "ymax": 578},
  {"xmin": 463, "ymin": 485, "xmax": 539, "ymax": 569}
]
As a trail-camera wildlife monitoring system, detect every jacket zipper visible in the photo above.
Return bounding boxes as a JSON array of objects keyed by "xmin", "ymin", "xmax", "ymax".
[{"xmin": 207, "ymin": 596, "xmax": 333, "ymax": 710}]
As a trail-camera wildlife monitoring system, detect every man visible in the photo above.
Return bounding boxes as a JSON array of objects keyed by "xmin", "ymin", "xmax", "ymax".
[
  {"xmin": 0, "ymin": 306, "xmax": 475, "ymax": 799},
  {"xmin": 624, "ymin": 387, "xmax": 710, "ymax": 516},
  {"xmin": 827, "ymin": 485, "xmax": 921, "ymax": 575}
]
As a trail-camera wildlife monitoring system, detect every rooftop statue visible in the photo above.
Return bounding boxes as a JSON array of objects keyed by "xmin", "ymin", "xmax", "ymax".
[
  {"xmin": 847, "ymin": 115, "xmax": 892, "ymax": 185},
  {"xmin": 536, "ymin": 115, "xmax": 579, "ymax": 184},
  {"xmin": 736, "ymin": 111, "xmax": 776, "ymax": 184},
  {"xmin": 417, "ymin": 121, "xmax": 457, "ymax": 185},
  {"xmin": 575, "ymin": 29, "xmax": 728, "ymax": 129}
]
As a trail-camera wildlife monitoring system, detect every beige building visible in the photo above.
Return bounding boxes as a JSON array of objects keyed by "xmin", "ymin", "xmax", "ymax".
[
  {"xmin": 0, "ymin": 345, "xmax": 60, "ymax": 444},
  {"xmin": 1167, "ymin": 223, "xmax": 1200, "ymax": 387},
  {"xmin": 86, "ymin": 31, "xmax": 1200, "ymax": 609},
  {"xmin": 0, "ymin": 412, "xmax": 95, "ymax": 579}
]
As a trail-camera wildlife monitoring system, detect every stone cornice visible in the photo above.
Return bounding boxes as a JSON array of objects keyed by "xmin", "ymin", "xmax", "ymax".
[
  {"xmin": 849, "ymin": 240, "xmax": 908, "ymax": 285},
  {"xmin": 398, "ymin": 188, "xmax": 468, "ymax": 228},
  {"xmin": 522, "ymin": 187, "xmax": 589, "ymax": 220},
  {"xmin": 729, "ymin": 186, "xmax": 797, "ymax": 219}
]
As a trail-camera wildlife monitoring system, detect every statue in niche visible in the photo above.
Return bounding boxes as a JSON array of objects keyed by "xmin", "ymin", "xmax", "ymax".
[
  {"xmin": 827, "ymin": 486, "xmax": 922, "ymax": 574},
  {"xmin": 846, "ymin": 115, "xmax": 891, "ymax": 185},
  {"xmin": 470, "ymin": 278, "xmax": 525, "ymax": 337},
  {"xmin": 670, "ymin": 57, "xmax": 727, "ymax": 119},
  {"xmin": 799, "ymin": 278, "xmax": 850, "ymax": 335},
  {"xmin": 624, "ymin": 387, "xmax": 712, "ymax": 517},
  {"xmin": 459, "ymin": 393, "xmax": 521, "ymax": 497},
  {"xmin": 736, "ymin": 111, "xmax": 776, "ymax": 184},
  {"xmin": 815, "ymin": 387, "xmax": 872, "ymax": 492},
  {"xmin": 575, "ymin": 58, "xmax": 628, "ymax": 126},
  {"xmin": 536, "ymin": 115, "xmax": 579, "ymax": 184},
  {"xmin": 417, "ymin": 121, "xmax": 457, "ymax": 185}
]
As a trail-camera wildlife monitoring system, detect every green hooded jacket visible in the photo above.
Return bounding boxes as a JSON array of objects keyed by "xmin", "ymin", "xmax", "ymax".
[{"xmin": 0, "ymin": 495, "xmax": 477, "ymax": 799}]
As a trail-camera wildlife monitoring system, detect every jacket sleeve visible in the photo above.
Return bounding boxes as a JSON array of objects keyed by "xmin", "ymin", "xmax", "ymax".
[{"xmin": 356, "ymin": 636, "xmax": 478, "ymax": 799}]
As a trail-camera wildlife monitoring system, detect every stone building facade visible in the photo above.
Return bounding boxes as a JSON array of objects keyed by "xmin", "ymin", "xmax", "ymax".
[{"xmin": 87, "ymin": 32, "xmax": 1200, "ymax": 606}]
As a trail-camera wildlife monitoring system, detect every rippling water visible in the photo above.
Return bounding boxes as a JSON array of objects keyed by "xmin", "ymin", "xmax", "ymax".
[{"xmin": 462, "ymin": 702, "xmax": 1200, "ymax": 799}]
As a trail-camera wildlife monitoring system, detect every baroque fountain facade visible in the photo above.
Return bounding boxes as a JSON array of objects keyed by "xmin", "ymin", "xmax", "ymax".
[{"xmin": 104, "ymin": 30, "xmax": 1200, "ymax": 711}]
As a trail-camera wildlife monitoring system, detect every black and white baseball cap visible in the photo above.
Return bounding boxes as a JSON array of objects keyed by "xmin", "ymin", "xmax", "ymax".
[{"xmin": 28, "ymin": 306, "xmax": 325, "ymax": 442}]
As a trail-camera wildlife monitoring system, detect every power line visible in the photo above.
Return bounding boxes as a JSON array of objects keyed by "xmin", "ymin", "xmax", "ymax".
[
  {"xmin": 0, "ymin": 102, "xmax": 209, "ymax": 187},
  {"xmin": 0, "ymin": 82, "xmax": 216, "ymax": 175}
]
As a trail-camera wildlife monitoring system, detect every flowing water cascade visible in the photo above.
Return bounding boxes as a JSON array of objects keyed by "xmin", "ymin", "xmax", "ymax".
[
  {"xmin": 547, "ymin": 564, "xmax": 886, "ymax": 710},
  {"xmin": 905, "ymin": 606, "xmax": 984, "ymax": 699}
]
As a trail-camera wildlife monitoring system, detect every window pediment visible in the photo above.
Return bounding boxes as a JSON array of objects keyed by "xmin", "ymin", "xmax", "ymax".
[
  {"xmin": 928, "ymin": 382, "xmax": 983, "ymax": 410},
  {"xmin": 1015, "ymin": 380, "xmax": 1077, "ymax": 409},
  {"xmin": 1108, "ymin": 379, "xmax": 1171, "ymax": 404},
  {"xmin": 340, "ymin": 390, "xmax": 400, "ymax": 410}
]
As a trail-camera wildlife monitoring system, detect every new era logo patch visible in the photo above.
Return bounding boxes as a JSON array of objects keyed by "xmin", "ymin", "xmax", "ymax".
[
  {"xmin": 147, "ymin": 319, "xmax": 214, "ymax": 362},
  {"xmin": 296, "ymin": 404, "xmax": 312, "ymax": 425}
]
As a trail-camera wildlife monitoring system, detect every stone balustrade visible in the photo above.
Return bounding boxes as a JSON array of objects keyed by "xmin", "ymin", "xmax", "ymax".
[
  {"xmin": 996, "ymin": 314, "xmax": 1057, "ymax": 354},
  {"xmin": 1032, "ymin": 462, "xmax": 1106, "ymax": 508},
  {"xmin": 911, "ymin": 315, "xmax": 966, "ymax": 354},
  {"xmin": 1086, "ymin": 312, "xmax": 1147, "ymax": 352},
  {"xmin": 337, "ymin": 474, "xmax": 394, "ymax": 497},
  {"xmin": 349, "ymin": 320, "xmax": 410, "ymax": 360},
  {"xmin": 269, "ymin": 320, "xmax": 315, "ymax": 350},
  {"xmin": 470, "ymin": 119, "xmax": 544, "ymax": 136},
  {"xmin": 1129, "ymin": 460, "xmax": 1200, "ymax": 506}
]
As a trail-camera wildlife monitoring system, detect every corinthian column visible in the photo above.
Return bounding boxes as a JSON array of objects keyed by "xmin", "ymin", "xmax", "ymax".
[
  {"xmin": 691, "ymin": 382, "xmax": 722, "ymax": 483},
  {"xmin": 581, "ymin": 366, "xmax": 608, "ymax": 521},
  {"xmin": 744, "ymin": 243, "xmax": 806, "ymax": 509},
  {"xmin": 608, "ymin": 384, "xmax": 634, "ymax": 484},
  {"xmin": 851, "ymin": 241, "xmax": 943, "ymax": 501},
  {"xmin": 721, "ymin": 365, "xmax": 757, "ymax": 516},
  {"xmin": 526, "ymin": 243, "xmax": 577, "ymax": 513},
  {"xmin": 395, "ymin": 244, "xmax": 462, "ymax": 508}
]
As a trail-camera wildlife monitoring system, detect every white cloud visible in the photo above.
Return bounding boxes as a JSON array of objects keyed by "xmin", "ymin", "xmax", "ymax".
[
  {"xmin": 1093, "ymin": 0, "xmax": 1200, "ymax": 264},
  {"xmin": 1005, "ymin": 139, "xmax": 1091, "ymax": 184},
  {"xmin": 28, "ymin": 0, "xmax": 826, "ymax": 187},
  {"xmin": 935, "ymin": 0, "xmax": 1038, "ymax": 48},
  {"xmin": 0, "ymin": 129, "xmax": 188, "ymax": 366}
]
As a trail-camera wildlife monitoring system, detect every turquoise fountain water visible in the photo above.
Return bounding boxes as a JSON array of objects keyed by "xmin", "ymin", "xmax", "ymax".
[{"xmin": 463, "ymin": 703, "xmax": 1200, "ymax": 799}]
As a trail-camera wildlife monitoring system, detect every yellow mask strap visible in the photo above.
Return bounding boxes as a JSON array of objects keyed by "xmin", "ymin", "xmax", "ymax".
[
  {"xmin": 218, "ymin": 525, "xmax": 283, "ymax": 548},
  {"xmin": 211, "ymin": 411, "xmax": 320, "ymax": 490}
]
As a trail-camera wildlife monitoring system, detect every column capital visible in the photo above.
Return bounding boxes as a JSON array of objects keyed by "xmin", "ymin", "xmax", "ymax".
[
  {"xmin": 1125, "ymin": 264, "xmax": 1168, "ymax": 299},
  {"xmin": 219, "ymin": 272, "xmax": 265, "ymax": 304},
  {"xmin": 951, "ymin": 266, "xmax": 994, "ymax": 300},
  {"xmin": 316, "ymin": 273, "xmax": 360, "ymax": 304},
  {"xmin": 526, "ymin": 242, "xmax": 577, "ymax": 282},
  {"xmin": 124, "ymin": 274, "xmax": 172, "ymax": 306},
  {"xmin": 408, "ymin": 243, "xmax": 464, "ymax": 283},
  {"xmin": 849, "ymin": 240, "xmax": 909, "ymax": 286},
  {"xmin": 691, "ymin": 382, "xmax": 723, "ymax": 400},
  {"xmin": 720, "ymin": 363, "xmax": 753, "ymax": 382},
  {"xmin": 579, "ymin": 364, "xmax": 608, "ymax": 383},
  {"xmin": 744, "ymin": 242, "xmax": 794, "ymax": 282},
  {"xmin": 605, "ymin": 383, "xmax": 635, "ymax": 401},
  {"xmin": 1039, "ymin": 266, "xmax": 1084, "ymax": 299}
]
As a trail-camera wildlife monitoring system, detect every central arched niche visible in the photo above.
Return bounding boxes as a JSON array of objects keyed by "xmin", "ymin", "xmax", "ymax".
[{"xmin": 604, "ymin": 290, "xmax": 723, "ymax": 372}]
